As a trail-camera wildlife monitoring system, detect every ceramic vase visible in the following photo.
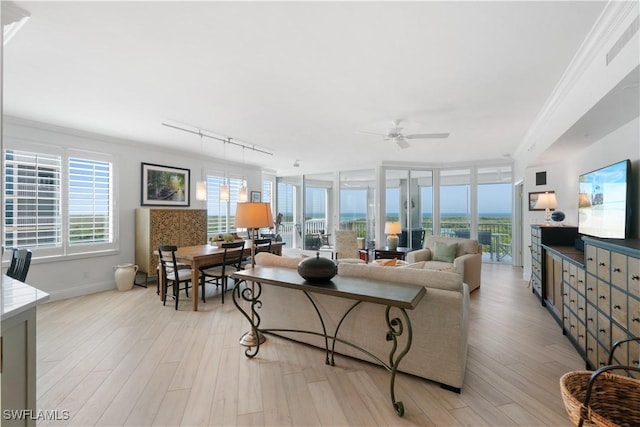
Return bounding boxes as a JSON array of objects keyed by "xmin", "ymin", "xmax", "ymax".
[{"xmin": 114, "ymin": 263, "xmax": 138, "ymax": 291}]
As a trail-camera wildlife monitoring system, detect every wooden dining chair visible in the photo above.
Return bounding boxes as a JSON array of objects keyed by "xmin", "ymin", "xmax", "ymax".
[
  {"xmin": 6, "ymin": 248, "xmax": 32, "ymax": 282},
  {"xmin": 158, "ymin": 245, "xmax": 193, "ymax": 310},
  {"xmin": 199, "ymin": 241, "xmax": 245, "ymax": 303}
]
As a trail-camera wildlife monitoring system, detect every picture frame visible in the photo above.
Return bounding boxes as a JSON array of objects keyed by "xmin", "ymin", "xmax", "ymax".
[
  {"xmin": 250, "ymin": 191, "xmax": 261, "ymax": 202},
  {"xmin": 528, "ymin": 191, "xmax": 554, "ymax": 211},
  {"xmin": 141, "ymin": 162, "xmax": 190, "ymax": 206}
]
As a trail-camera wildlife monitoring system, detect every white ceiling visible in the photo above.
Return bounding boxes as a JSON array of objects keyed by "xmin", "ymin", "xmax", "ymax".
[{"xmin": 3, "ymin": 1, "xmax": 608, "ymax": 175}]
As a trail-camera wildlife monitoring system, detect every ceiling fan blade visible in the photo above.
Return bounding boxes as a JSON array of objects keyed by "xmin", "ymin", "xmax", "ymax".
[
  {"xmin": 396, "ymin": 138, "xmax": 410, "ymax": 149},
  {"xmin": 357, "ymin": 130, "xmax": 387, "ymax": 137},
  {"xmin": 405, "ymin": 132, "xmax": 450, "ymax": 139}
]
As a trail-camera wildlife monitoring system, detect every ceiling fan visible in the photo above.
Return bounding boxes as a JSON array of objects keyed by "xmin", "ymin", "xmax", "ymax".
[{"xmin": 360, "ymin": 119, "xmax": 449, "ymax": 149}]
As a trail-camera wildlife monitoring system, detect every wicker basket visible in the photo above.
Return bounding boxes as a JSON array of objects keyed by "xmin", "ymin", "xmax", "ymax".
[{"xmin": 560, "ymin": 370, "xmax": 640, "ymax": 427}]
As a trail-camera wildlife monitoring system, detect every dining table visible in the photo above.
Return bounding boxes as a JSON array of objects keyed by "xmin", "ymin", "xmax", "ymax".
[{"xmin": 167, "ymin": 241, "xmax": 283, "ymax": 311}]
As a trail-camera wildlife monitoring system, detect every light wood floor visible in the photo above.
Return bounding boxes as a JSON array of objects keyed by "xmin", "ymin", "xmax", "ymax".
[{"xmin": 35, "ymin": 263, "xmax": 583, "ymax": 426}]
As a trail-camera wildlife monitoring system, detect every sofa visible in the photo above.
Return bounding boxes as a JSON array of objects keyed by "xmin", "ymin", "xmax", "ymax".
[
  {"xmin": 253, "ymin": 252, "xmax": 470, "ymax": 391},
  {"xmin": 406, "ymin": 236, "xmax": 482, "ymax": 292}
]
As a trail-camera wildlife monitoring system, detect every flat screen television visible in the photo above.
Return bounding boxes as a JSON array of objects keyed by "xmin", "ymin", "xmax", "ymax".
[{"xmin": 578, "ymin": 159, "xmax": 631, "ymax": 239}]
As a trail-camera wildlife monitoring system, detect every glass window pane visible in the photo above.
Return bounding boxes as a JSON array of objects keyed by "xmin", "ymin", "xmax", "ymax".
[{"xmin": 439, "ymin": 168, "xmax": 470, "ymax": 236}]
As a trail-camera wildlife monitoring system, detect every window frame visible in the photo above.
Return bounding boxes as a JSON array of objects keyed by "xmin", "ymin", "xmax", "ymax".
[{"xmin": 2, "ymin": 142, "xmax": 118, "ymax": 261}]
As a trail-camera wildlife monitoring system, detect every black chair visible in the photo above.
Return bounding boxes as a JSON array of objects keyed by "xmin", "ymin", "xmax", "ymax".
[
  {"xmin": 199, "ymin": 241, "xmax": 245, "ymax": 304},
  {"xmin": 242, "ymin": 238, "xmax": 272, "ymax": 268},
  {"xmin": 454, "ymin": 230, "xmax": 470, "ymax": 239},
  {"xmin": 478, "ymin": 230, "xmax": 493, "ymax": 258},
  {"xmin": 6, "ymin": 248, "xmax": 32, "ymax": 282},
  {"xmin": 158, "ymin": 245, "xmax": 193, "ymax": 310}
]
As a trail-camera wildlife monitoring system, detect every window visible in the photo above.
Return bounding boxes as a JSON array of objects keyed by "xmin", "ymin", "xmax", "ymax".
[
  {"xmin": 4, "ymin": 150, "xmax": 62, "ymax": 249},
  {"xmin": 3, "ymin": 148, "xmax": 115, "ymax": 257},
  {"xmin": 68, "ymin": 157, "xmax": 112, "ymax": 245},
  {"xmin": 205, "ymin": 173, "xmax": 245, "ymax": 235}
]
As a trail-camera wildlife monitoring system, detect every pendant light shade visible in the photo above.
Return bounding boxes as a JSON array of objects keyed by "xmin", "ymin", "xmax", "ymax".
[
  {"xmin": 196, "ymin": 181, "xmax": 207, "ymax": 201},
  {"xmin": 220, "ymin": 181, "xmax": 229, "ymax": 202},
  {"xmin": 239, "ymin": 181, "xmax": 248, "ymax": 202}
]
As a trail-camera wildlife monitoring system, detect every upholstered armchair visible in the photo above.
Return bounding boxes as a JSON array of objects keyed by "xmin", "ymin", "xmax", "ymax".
[
  {"xmin": 406, "ymin": 236, "xmax": 482, "ymax": 291},
  {"xmin": 333, "ymin": 230, "xmax": 365, "ymax": 264}
]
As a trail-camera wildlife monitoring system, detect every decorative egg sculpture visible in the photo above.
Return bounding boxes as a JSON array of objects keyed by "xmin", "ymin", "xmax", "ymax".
[
  {"xmin": 297, "ymin": 252, "xmax": 337, "ymax": 283},
  {"xmin": 551, "ymin": 211, "xmax": 566, "ymax": 222}
]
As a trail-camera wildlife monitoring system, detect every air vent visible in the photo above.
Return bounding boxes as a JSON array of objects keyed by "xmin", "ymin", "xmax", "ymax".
[{"xmin": 606, "ymin": 14, "xmax": 639, "ymax": 65}]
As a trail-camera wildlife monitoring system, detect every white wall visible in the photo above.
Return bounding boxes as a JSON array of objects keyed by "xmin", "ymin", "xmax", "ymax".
[
  {"xmin": 2, "ymin": 117, "xmax": 264, "ymax": 300},
  {"xmin": 520, "ymin": 117, "xmax": 639, "ymax": 279}
]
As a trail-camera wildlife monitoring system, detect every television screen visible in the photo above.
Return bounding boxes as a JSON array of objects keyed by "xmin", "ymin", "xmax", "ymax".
[{"xmin": 578, "ymin": 159, "xmax": 631, "ymax": 239}]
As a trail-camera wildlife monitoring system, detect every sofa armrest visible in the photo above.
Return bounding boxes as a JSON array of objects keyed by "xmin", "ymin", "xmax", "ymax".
[
  {"xmin": 453, "ymin": 252, "xmax": 481, "ymax": 292},
  {"xmin": 406, "ymin": 248, "xmax": 432, "ymax": 263}
]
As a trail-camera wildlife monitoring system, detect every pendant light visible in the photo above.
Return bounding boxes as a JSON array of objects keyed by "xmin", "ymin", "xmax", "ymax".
[
  {"xmin": 238, "ymin": 146, "xmax": 248, "ymax": 202},
  {"xmin": 220, "ymin": 139, "xmax": 229, "ymax": 202},
  {"xmin": 195, "ymin": 133, "xmax": 207, "ymax": 201}
]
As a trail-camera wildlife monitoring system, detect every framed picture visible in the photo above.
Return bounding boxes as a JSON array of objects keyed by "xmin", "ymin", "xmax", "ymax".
[
  {"xmin": 250, "ymin": 191, "xmax": 261, "ymax": 202},
  {"xmin": 141, "ymin": 162, "xmax": 190, "ymax": 206},
  {"xmin": 528, "ymin": 191, "xmax": 554, "ymax": 211}
]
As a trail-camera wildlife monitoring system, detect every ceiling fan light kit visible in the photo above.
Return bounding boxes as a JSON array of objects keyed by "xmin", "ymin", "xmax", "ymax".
[{"xmin": 361, "ymin": 119, "xmax": 449, "ymax": 149}]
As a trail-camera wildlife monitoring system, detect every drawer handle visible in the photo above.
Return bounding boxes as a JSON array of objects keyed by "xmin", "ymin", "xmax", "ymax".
[
  {"xmin": 613, "ymin": 268, "xmax": 621, "ymax": 272},
  {"xmin": 563, "ymin": 316, "xmax": 568, "ymax": 320},
  {"xmin": 599, "ymin": 295, "xmax": 607, "ymax": 300},
  {"xmin": 578, "ymin": 334, "xmax": 584, "ymax": 338},
  {"xmin": 578, "ymin": 280, "xmax": 584, "ymax": 284},
  {"xmin": 578, "ymin": 307, "xmax": 584, "ymax": 311},
  {"xmin": 599, "ymin": 362, "xmax": 606, "ymax": 366},
  {"xmin": 588, "ymin": 347, "xmax": 594, "ymax": 352},
  {"xmin": 599, "ymin": 328, "xmax": 606, "ymax": 333},
  {"xmin": 632, "ymin": 275, "xmax": 640, "ymax": 281},
  {"xmin": 563, "ymin": 269, "xmax": 568, "ymax": 273},
  {"xmin": 599, "ymin": 262, "xmax": 606, "ymax": 267},
  {"xmin": 571, "ymin": 325, "xmax": 576, "ymax": 329},
  {"xmin": 563, "ymin": 292, "xmax": 568, "ymax": 296},
  {"xmin": 587, "ymin": 317, "xmax": 593, "ymax": 322},
  {"xmin": 588, "ymin": 257, "xmax": 594, "ymax": 261},
  {"xmin": 588, "ymin": 287, "xmax": 594, "ymax": 291},
  {"xmin": 633, "ymin": 360, "xmax": 640, "ymax": 364},
  {"xmin": 633, "ymin": 317, "xmax": 640, "ymax": 323},
  {"xmin": 613, "ymin": 304, "xmax": 621, "ymax": 310},
  {"xmin": 570, "ymin": 274, "xmax": 575, "ymax": 278},
  {"xmin": 570, "ymin": 299, "xmax": 576, "ymax": 303}
]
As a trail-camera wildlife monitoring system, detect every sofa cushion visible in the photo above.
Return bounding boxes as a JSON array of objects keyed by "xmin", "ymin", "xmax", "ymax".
[
  {"xmin": 254, "ymin": 252, "xmax": 305, "ymax": 269},
  {"xmin": 338, "ymin": 262, "xmax": 463, "ymax": 293},
  {"xmin": 433, "ymin": 241, "xmax": 457, "ymax": 262},
  {"xmin": 423, "ymin": 261, "xmax": 456, "ymax": 272}
]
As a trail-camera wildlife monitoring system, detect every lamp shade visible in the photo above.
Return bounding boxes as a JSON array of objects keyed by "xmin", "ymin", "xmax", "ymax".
[
  {"xmin": 220, "ymin": 182, "xmax": 229, "ymax": 202},
  {"xmin": 384, "ymin": 221, "xmax": 402, "ymax": 235},
  {"xmin": 195, "ymin": 181, "xmax": 207, "ymax": 201},
  {"xmin": 535, "ymin": 192, "xmax": 557, "ymax": 210},
  {"xmin": 235, "ymin": 202, "xmax": 274, "ymax": 229}
]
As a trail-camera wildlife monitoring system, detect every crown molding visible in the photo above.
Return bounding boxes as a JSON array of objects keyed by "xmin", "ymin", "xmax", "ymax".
[{"xmin": 515, "ymin": 1, "xmax": 638, "ymax": 159}]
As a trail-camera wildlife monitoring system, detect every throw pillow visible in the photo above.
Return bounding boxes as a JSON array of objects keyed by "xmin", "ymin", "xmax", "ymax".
[{"xmin": 432, "ymin": 241, "xmax": 457, "ymax": 263}]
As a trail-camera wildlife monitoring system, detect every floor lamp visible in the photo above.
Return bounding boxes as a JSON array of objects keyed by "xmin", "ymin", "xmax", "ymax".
[{"xmin": 234, "ymin": 202, "xmax": 274, "ymax": 347}]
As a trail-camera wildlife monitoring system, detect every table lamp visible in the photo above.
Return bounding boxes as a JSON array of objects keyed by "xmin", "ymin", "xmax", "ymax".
[
  {"xmin": 385, "ymin": 221, "xmax": 402, "ymax": 250},
  {"xmin": 235, "ymin": 202, "xmax": 274, "ymax": 347},
  {"xmin": 535, "ymin": 192, "xmax": 557, "ymax": 224}
]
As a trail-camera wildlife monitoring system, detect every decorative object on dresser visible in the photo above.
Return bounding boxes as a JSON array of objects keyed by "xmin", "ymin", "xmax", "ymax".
[
  {"xmin": 533, "ymin": 191, "xmax": 558, "ymax": 223},
  {"xmin": 134, "ymin": 208, "xmax": 207, "ymax": 286},
  {"xmin": 141, "ymin": 163, "xmax": 190, "ymax": 206}
]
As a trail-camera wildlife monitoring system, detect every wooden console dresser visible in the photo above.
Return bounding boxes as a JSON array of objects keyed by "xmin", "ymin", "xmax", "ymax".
[{"xmin": 531, "ymin": 225, "xmax": 640, "ymax": 372}]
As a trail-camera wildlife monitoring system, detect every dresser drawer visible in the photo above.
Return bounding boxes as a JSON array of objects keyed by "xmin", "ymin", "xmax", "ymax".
[
  {"xmin": 597, "ymin": 248, "xmax": 611, "ymax": 282},
  {"xmin": 597, "ymin": 279, "xmax": 611, "ymax": 314},
  {"xmin": 586, "ymin": 274, "xmax": 598, "ymax": 304},
  {"xmin": 611, "ymin": 252, "xmax": 627, "ymax": 290},
  {"xmin": 630, "ymin": 257, "xmax": 640, "ymax": 297},
  {"xmin": 585, "ymin": 245, "xmax": 597, "ymax": 275},
  {"xmin": 610, "ymin": 286, "xmax": 627, "ymax": 326},
  {"xmin": 629, "ymin": 296, "xmax": 640, "ymax": 337}
]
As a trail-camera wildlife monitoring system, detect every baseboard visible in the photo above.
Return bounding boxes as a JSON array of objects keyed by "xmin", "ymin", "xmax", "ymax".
[{"xmin": 44, "ymin": 280, "xmax": 115, "ymax": 301}]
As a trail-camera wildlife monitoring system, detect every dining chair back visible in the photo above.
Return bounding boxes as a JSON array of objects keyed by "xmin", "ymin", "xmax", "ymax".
[
  {"xmin": 158, "ymin": 245, "xmax": 193, "ymax": 310},
  {"xmin": 199, "ymin": 241, "xmax": 245, "ymax": 304},
  {"xmin": 6, "ymin": 248, "xmax": 32, "ymax": 282}
]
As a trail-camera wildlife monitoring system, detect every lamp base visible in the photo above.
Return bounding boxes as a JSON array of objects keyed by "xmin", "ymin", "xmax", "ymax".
[
  {"xmin": 239, "ymin": 329, "xmax": 266, "ymax": 347},
  {"xmin": 387, "ymin": 234, "xmax": 399, "ymax": 250}
]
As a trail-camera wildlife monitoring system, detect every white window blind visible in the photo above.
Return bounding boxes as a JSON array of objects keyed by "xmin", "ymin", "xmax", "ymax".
[
  {"xmin": 3, "ymin": 149, "xmax": 62, "ymax": 249},
  {"xmin": 68, "ymin": 157, "xmax": 113, "ymax": 245},
  {"xmin": 262, "ymin": 179, "xmax": 272, "ymax": 204},
  {"xmin": 206, "ymin": 174, "xmax": 244, "ymax": 234}
]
